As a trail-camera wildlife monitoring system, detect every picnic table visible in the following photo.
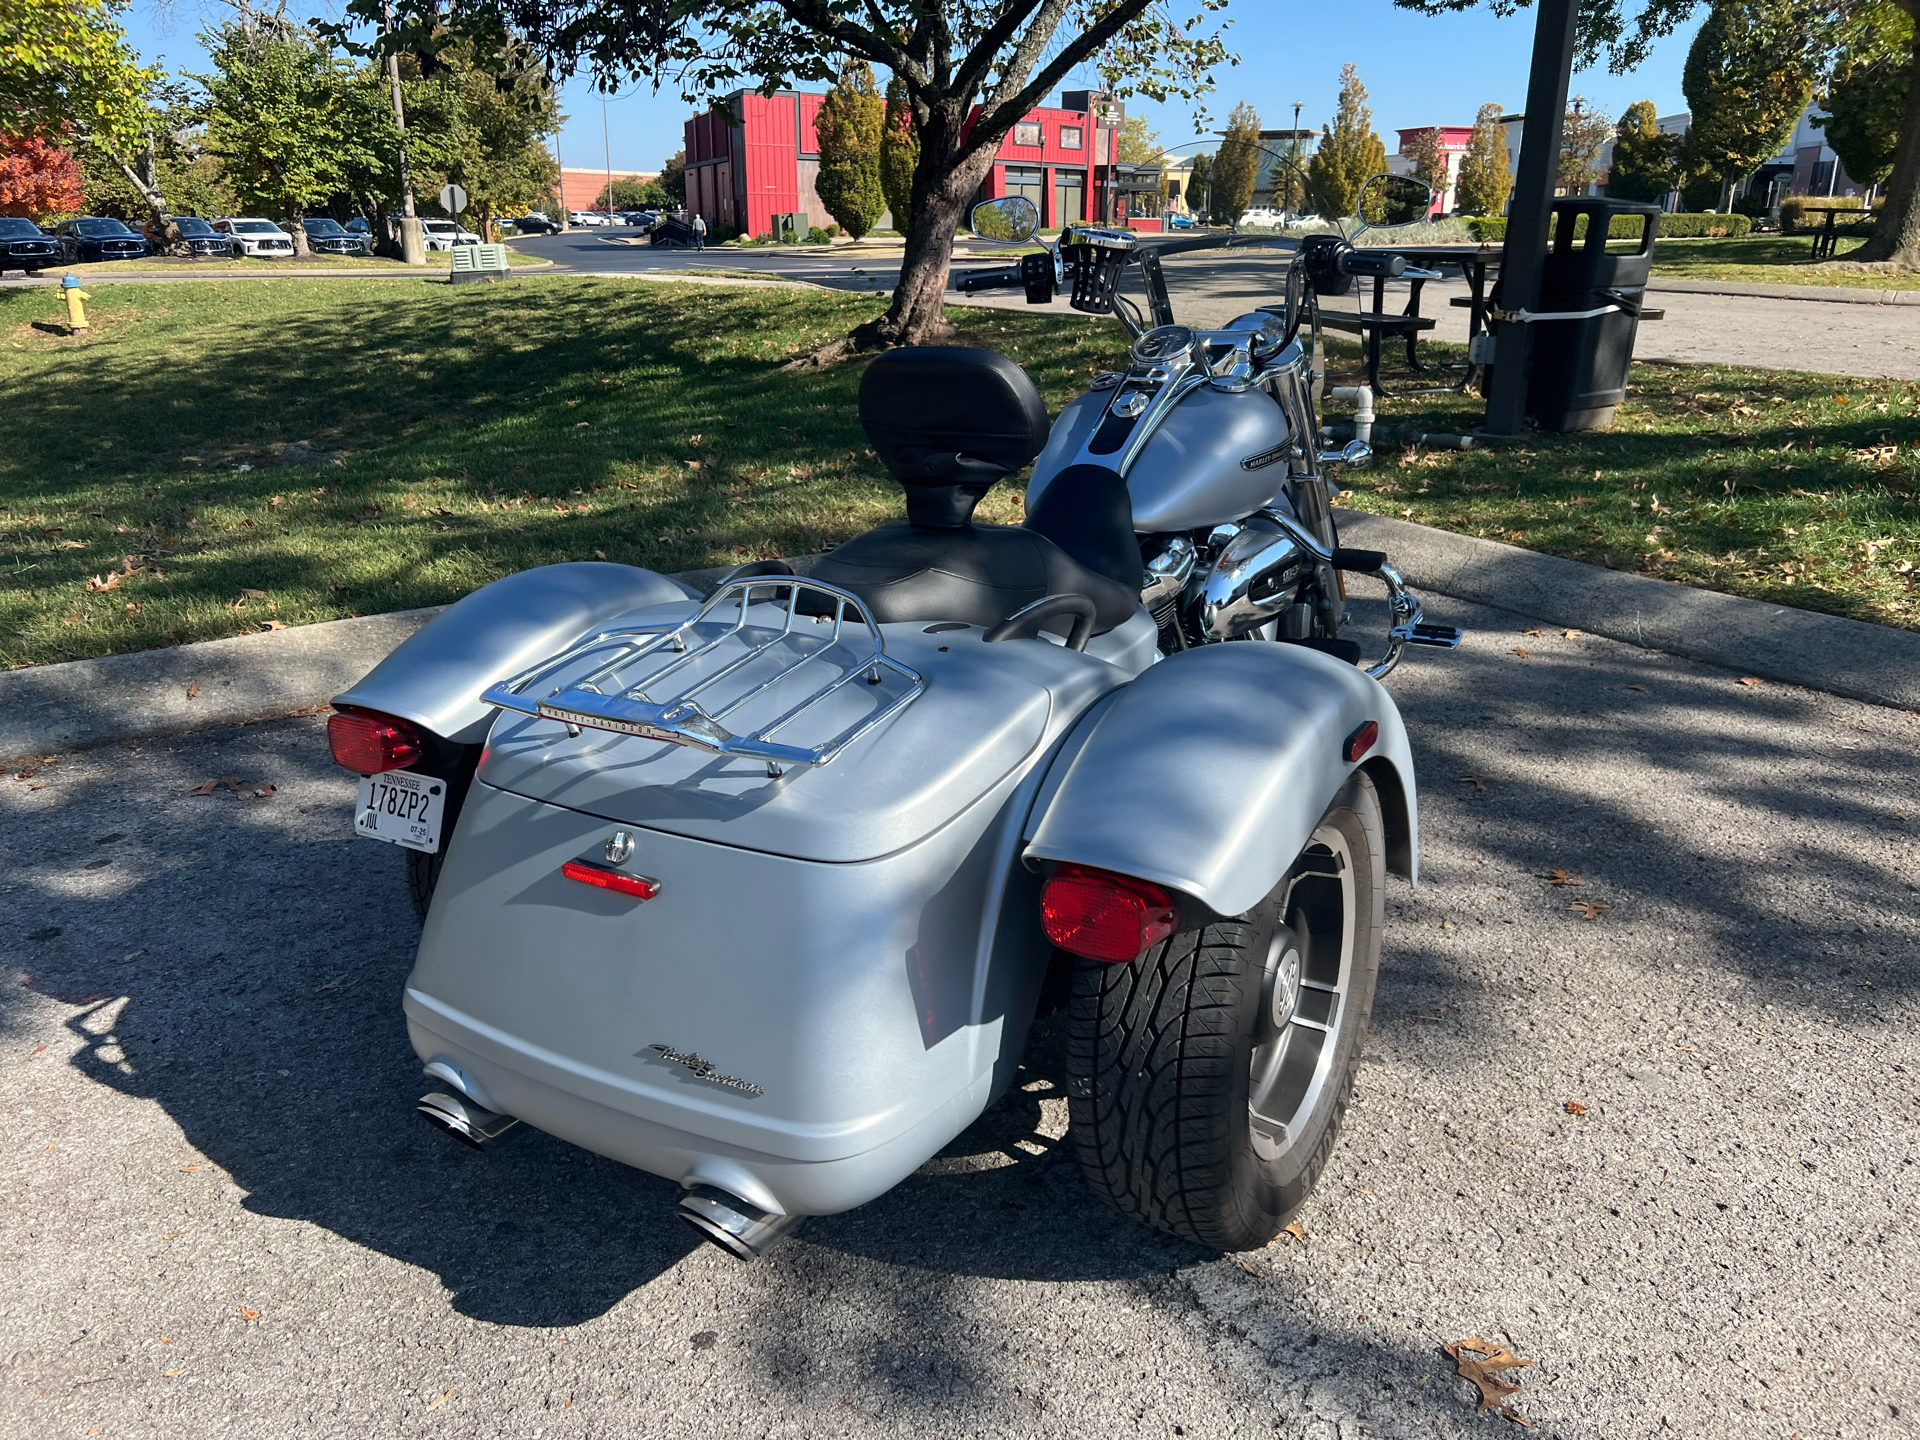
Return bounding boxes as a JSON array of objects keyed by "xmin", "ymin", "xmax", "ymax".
[
  {"xmin": 1315, "ymin": 243, "xmax": 1501, "ymax": 395},
  {"xmin": 1808, "ymin": 206, "xmax": 1875, "ymax": 261}
]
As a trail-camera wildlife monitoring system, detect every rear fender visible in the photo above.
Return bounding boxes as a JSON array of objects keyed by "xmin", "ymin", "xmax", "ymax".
[
  {"xmin": 1022, "ymin": 641, "xmax": 1417, "ymax": 918},
  {"xmin": 332, "ymin": 563, "xmax": 697, "ymax": 743}
]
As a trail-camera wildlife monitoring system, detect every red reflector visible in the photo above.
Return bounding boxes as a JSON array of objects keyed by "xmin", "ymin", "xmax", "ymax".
[
  {"xmin": 1041, "ymin": 863, "xmax": 1176, "ymax": 963},
  {"xmin": 561, "ymin": 859, "xmax": 660, "ymax": 900},
  {"xmin": 1343, "ymin": 720, "xmax": 1379, "ymax": 764},
  {"xmin": 328, "ymin": 706, "xmax": 424, "ymax": 774}
]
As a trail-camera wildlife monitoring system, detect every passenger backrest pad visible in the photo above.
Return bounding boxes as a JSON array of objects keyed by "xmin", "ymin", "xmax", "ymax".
[{"xmin": 859, "ymin": 347, "xmax": 1051, "ymax": 527}]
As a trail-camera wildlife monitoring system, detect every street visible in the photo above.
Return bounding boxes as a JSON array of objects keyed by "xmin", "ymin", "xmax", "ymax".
[{"xmin": 4, "ymin": 587, "xmax": 1915, "ymax": 1439}]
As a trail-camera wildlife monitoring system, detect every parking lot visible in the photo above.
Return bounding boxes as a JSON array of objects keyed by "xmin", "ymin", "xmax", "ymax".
[{"xmin": 4, "ymin": 585, "xmax": 1916, "ymax": 1439}]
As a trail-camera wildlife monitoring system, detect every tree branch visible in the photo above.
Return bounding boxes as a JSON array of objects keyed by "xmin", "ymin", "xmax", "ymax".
[
  {"xmin": 950, "ymin": 0, "xmax": 1048, "ymax": 97},
  {"xmin": 972, "ymin": 0, "xmax": 1154, "ymax": 149}
]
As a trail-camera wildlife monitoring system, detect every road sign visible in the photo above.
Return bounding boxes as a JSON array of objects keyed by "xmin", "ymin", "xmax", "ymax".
[{"xmin": 438, "ymin": 184, "xmax": 469, "ymax": 215}]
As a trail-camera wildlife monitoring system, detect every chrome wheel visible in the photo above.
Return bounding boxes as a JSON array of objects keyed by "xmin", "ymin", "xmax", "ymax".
[{"xmin": 1248, "ymin": 823, "xmax": 1356, "ymax": 1164}]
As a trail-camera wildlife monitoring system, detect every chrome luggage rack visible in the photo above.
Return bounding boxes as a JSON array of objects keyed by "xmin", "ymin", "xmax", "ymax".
[{"xmin": 479, "ymin": 576, "xmax": 924, "ymax": 775}]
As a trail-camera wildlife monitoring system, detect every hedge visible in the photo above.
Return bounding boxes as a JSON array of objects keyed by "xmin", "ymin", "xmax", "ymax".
[{"xmin": 1466, "ymin": 212, "xmax": 1752, "ymax": 242}]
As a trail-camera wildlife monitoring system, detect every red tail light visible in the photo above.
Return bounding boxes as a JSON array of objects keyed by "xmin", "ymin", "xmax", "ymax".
[
  {"xmin": 561, "ymin": 859, "xmax": 661, "ymax": 900},
  {"xmin": 328, "ymin": 706, "xmax": 424, "ymax": 774},
  {"xmin": 1041, "ymin": 863, "xmax": 1177, "ymax": 963}
]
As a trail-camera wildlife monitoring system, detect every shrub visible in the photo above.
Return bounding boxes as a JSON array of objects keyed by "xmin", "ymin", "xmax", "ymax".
[
  {"xmin": 805, "ymin": 225, "xmax": 834, "ymax": 245},
  {"xmin": 1467, "ymin": 211, "xmax": 1751, "ymax": 242}
]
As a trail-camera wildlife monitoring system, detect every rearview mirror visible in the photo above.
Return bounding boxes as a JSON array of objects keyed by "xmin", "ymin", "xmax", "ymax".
[
  {"xmin": 970, "ymin": 196, "xmax": 1040, "ymax": 244},
  {"xmin": 1355, "ymin": 174, "xmax": 1433, "ymax": 229}
]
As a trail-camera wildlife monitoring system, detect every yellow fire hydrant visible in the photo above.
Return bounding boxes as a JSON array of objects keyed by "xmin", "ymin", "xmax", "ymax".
[{"xmin": 61, "ymin": 273, "xmax": 91, "ymax": 332}]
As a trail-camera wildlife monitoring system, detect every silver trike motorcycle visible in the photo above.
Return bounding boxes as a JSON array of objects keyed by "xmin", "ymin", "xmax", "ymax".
[{"xmin": 329, "ymin": 173, "xmax": 1461, "ymax": 1259}]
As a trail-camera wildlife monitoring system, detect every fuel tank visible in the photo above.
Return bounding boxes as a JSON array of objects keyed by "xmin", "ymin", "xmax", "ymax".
[{"xmin": 1028, "ymin": 384, "xmax": 1293, "ymax": 533}]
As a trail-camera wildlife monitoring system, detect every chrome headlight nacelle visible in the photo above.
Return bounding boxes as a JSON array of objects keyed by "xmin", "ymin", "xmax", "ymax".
[{"xmin": 1197, "ymin": 518, "xmax": 1311, "ymax": 641}]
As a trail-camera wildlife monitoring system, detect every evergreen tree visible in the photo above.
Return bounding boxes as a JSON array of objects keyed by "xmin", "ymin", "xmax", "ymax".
[
  {"xmin": 1305, "ymin": 64, "xmax": 1387, "ymax": 221},
  {"xmin": 878, "ymin": 75, "xmax": 917, "ymax": 235},
  {"xmin": 1404, "ymin": 126, "xmax": 1449, "ymax": 196},
  {"xmin": 813, "ymin": 58, "xmax": 885, "ymax": 239},
  {"xmin": 1680, "ymin": 0, "xmax": 1816, "ymax": 207},
  {"xmin": 1453, "ymin": 102, "xmax": 1512, "ymax": 216},
  {"xmin": 1185, "ymin": 151, "xmax": 1211, "ymax": 215},
  {"xmin": 1607, "ymin": 99, "xmax": 1679, "ymax": 201},
  {"xmin": 1209, "ymin": 100, "xmax": 1261, "ymax": 223}
]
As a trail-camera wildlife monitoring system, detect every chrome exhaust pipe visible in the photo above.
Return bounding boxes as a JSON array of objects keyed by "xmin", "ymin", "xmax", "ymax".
[
  {"xmin": 677, "ymin": 1184, "xmax": 806, "ymax": 1261},
  {"xmin": 417, "ymin": 1090, "xmax": 519, "ymax": 1148}
]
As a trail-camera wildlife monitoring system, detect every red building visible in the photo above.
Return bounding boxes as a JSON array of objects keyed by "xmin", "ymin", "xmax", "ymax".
[
  {"xmin": 684, "ymin": 89, "xmax": 1156, "ymax": 238},
  {"xmin": 1393, "ymin": 126, "xmax": 1475, "ymax": 215}
]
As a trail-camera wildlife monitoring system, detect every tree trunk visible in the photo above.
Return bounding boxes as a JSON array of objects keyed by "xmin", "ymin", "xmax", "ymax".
[
  {"xmin": 846, "ymin": 107, "xmax": 1002, "ymax": 353},
  {"xmin": 478, "ymin": 200, "xmax": 495, "ymax": 243},
  {"xmin": 105, "ymin": 136, "xmax": 183, "ymax": 254},
  {"xmin": 289, "ymin": 207, "xmax": 311, "ymax": 258},
  {"xmin": 1848, "ymin": 20, "xmax": 1920, "ymax": 267}
]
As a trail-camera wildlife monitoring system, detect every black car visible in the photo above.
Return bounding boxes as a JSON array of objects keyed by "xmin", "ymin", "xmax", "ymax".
[
  {"xmin": 514, "ymin": 213, "xmax": 560, "ymax": 234},
  {"xmin": 302, "ymin": 216, "xmax": 370, "ymax": 256},
  {"xmin": 56, "ymin": 217, "xmax": 150, "ymax": 263},
  {"xmin": 145, "ymin": 216, "xmax": 232, "ymax": 257},
  {"xmin": 0, "ymin": 217, "xmax": 60, "ymax": 274}
]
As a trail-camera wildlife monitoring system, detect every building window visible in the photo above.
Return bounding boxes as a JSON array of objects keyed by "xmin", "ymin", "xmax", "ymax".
[
  {"xmin": 1003, "ymin": 164, "xmax": 1046, "ymax": 215},
  {"xmin": 1060, "ymin": 126, "xmax": 1083, "ymax": 150},
  {"xmin": 1054, "ymin": 167, "xmax": 1085, "ymax": 225},
  {"xmin": 1013, "ymin": 121, "xmax": 1042, "ymax": 148}
]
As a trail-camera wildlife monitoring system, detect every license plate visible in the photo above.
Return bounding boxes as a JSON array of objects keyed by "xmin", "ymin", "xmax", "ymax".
[{"xmin": 354, "ymin": 770, "xmax": 444, "ymax": 853}]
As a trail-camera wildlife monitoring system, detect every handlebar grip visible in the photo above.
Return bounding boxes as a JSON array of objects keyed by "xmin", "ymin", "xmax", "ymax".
[
  {"xmin": 1336, "ymin": 251, "xmax": 1407, "ymax": 279},
  {"xmin": 1331, "ymin": 548, "xmax": 1388, "ymax": 573},
  {"xmin": 954, "ymin": 265, "xmax": 1027, "ymax": 293}
]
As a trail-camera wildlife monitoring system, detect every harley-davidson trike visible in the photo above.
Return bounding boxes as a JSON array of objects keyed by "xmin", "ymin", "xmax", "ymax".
[{"xmin": 328, "ymin": 171, "xmax": 1462, "ymax": 1260}]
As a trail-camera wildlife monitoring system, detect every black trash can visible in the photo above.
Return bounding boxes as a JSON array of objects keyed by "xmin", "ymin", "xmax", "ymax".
[{"xmin": 1524, "ymin": 198, "xmax": 1660, "ymax": 431}]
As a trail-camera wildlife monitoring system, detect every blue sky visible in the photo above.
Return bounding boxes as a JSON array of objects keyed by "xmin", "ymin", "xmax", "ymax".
[{"xmin": 121, "ymin": 0, "xmax": 1706, "ymax": 175}]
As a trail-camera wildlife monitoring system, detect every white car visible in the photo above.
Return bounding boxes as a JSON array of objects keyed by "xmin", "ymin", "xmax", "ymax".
[
  {"xmin": 569, "ymin": 210, "xmax": 609, "ymax": 227},
  {"xmin": 214, "ymin": 217, "xmax": 295, "ymax": 257},
  {"xmin": 421, "ymin": 218, "xmax": 482, "ymax": 251}
]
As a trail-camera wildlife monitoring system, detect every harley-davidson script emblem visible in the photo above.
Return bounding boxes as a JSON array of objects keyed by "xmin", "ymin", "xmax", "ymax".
[{"xmin": 645, "ymin": 1044, "xmax": 764, "ymax": 1095}]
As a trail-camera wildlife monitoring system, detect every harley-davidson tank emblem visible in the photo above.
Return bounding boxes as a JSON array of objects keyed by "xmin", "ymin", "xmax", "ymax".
[
  {"xmin": 645, "ymin": 1044, "xmax": 765, "ymax": 1095},
  {"xmin": 1240, "ymin": 441, "xmax": 1296, "ymax": 471}
]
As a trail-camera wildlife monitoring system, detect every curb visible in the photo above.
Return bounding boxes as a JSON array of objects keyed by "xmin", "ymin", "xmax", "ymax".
[
  {"xmin": 6, "ymin": 521, "xmax": 1916, "ymax": 762},
  {"xmin": 1647, "ymin": 276, "xmax": 1920, "ymax": 307},
  {"xmin": 1334, "ymin": 509, "xmax": 1920, "ymax": 711}
]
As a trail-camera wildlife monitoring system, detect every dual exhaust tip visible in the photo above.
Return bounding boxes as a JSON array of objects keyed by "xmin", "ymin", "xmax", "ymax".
[{"xmin": 414, "ymin": 1090, "xmax": 803, "ymax": 1261}]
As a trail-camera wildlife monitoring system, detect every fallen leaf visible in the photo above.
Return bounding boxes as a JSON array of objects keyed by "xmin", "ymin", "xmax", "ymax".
[
  {"xmin": 1509, "ymin": 647, "xmax": 1531, "ymax": 659},
  {"xmin": 159, "ymin": 1336, "xmax": 172, "ymax": 1344},
  {"xmin": 237, "ymin": 1306, "xmax": 259, "ymax": 1322},
  {"xmin": 1738, "ymin": 676, "xmax": 1763, "ymax": 687},
  {"xmin": 258, "ymin": 620, "xmax": 286, "ymax": 631},
  {"xmin": 164, "ymin": 1368, "xmax": 188, "ymax": 1378},
  {"xmin": 594, "ymin": 549, "xmax": 607, "ymax": 559},
  {"xmin": 1442, "ymin": 919, "xmax": 1456, "ymax": 930},
  {"xmin": 1500, "ymin": 1406, "xmax": 1535, "ymax": 1428},
  {"xmin": 1442, "ymin": 1336, "xmax": 1535, "ymax": 1413},
  {"xmin": 124, "ymin": 602, "xmax": 143, "ymax": 613},
  {"xmin": 186, "ymin": 683, "xmax": 200, "ymax": 700},
  {"xmin": 426, "ymin": 1388, "xmax": 455, "ymax": 1411},
  {"xmin": 84, "ymin": 571, "xmax": 121, "ymax": 592},
  {"xmin": 179, "ymin": 1165, "xmax": 202, "ymax": 1172},
  {"xmin": 1569, "ymin": 897, "xmax": 1610, "ymax": 920},
  {"xmin": 1519, "ymin": 628, "xmax": 1544, "ymax": 637},
  {"xmin": 1237, "ymin": 1259, "xmax": 1262, "ymax": 1276},
  {"xmin": 1281, "ymin": 1222, "xmax": 1306, "ymax": 1244},
  {"xmin": 1541, "ymin": 868, "xmax": 1582, "ymax": 886},
  {"xmin": 1562, "ymin": 628, "xmax": 1581, "ymax": 638},
  {"xmin": 1461, "ymin": 774, "xmax": 1489, "ymax": 791},
  {"xmin": 1564, "ymin": 1100, "xmax": 1588, "ymax": 1116},
  {"xmin": 241, "ymin": 588, "xmax": 266, "ymax": 598},
  {"xmin": 1353, "ymin": 1186, "xmax": 1375, "ymax": 1196}
]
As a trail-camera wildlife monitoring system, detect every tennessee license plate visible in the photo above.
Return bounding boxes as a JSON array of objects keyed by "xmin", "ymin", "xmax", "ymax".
[{"xmin": 354, "ymin": 770, "xmax": 444, "ymax": 853}]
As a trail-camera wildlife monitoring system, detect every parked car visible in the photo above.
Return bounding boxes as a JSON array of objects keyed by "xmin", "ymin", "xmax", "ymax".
[
  {"xmin": 55, "ymin": 216, "xmax": 150, "ymax": 263},
  {"xmin": 568, "ymin": 210, "xmax": 608, "ymax": 227},
  {"xmin": 1166, "ymin": 211, "xmax": 1197, "ymax": 230},
  {"xmin": 144, "ymin": 216, "xmax": 232, "ymax": 257},
  {"xmin": 345, "ymin": 217, "xmax": 373, "ymax": 236},
  {"xmin": 421, "ymin": 218, "xmax": 482, "ymax": 251},
  {"xmin": 0, "ymin": 217, "xmax": 60, "ymax": 273},
  {"xmin": 301, "ymin": 216, "xmax": 371, "ymax": 256},
  {"xmin": 514, "ymin": 212, "xmax": 560, "ymax": 234},
  {"xmin": 214, "ymin": 217, "xmax": 296, "ymax": 257}
]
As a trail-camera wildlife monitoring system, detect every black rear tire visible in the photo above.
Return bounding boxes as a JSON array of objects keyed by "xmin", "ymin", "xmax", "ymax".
[
  {"xmin": 1065, "ymin": 770, "xmax": 1385, "ymax": 1251},
  {"xmin": 406, "ymin": 848, "xmax": 444, "ymax": 923}
]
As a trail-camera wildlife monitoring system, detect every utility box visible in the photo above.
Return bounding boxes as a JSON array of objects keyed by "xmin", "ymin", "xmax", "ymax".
[
  {"xmin": 1524, "ymin": 199, "xmax": 1660, "ymax": 432},
  {"xmin": 450, "ymin": 243, "xmax": 511, "ymax": 284},
  {"xmin": 770, "ymin": 212, "xmax": 807, "ymax": 243}
]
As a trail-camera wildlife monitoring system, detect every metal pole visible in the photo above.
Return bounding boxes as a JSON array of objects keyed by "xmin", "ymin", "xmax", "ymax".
[
  {"xmin": 603, "ymin": 97, "xmax": 614, "ymax": 221},
  {"xmin": 1483, "ymin": 0, "xmax": 1577, "ymax": 436},
  {"xmin": 1290, "ymin": 101, "xmax": 1302, "ymax": 216},
  {"xmin": 382, "ymin": 0, "xmax": 425, "ymax": 264}
]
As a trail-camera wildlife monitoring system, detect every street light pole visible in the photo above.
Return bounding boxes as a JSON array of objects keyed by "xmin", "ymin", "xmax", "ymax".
[
  {"xmin": 603, "ymin": 97, "xmax": 614, "ymax": 222},
  {"xmin": 1290, "ymin": 100, "xmax": 1303, "ymax": 216},
  {"xmin": 381, "ymin": 0, "xmax": 425, "ymax": 264}
]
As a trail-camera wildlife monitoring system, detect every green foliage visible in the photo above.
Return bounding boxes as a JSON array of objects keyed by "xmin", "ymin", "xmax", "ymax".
[
  {"xmin": 1209, "ymin": 100, "xmax": 1262, "ymax": 223},
  {"xmin": 813, "ymin": 58, "xmax": 884, "ymax": 240},
  {"xmin": 420, "ymin": 42, "xmax": 560, "ymax": 239},
  {"xmin": 1186, "ymin": 151, "xmax": 1211, "ymax": 214},
  {"xmin": 1467, "ymin": 211, "xmax": 1752, "ymax": 241},
  {"xmin": 1607, "ymin": 99, "xmax": 1678, "ymax": 202},
  {"xmin": 658, "ymin": 148, "xmax": 685, "ymax": 204},
  {"xmin": 1403, "ymin": 127, "xmax": 1449, "ymax": 194},
  {"xmin": 80, "ymin": 127, "xmax": 234, "ymax": 221},
  {"xmin": 595, "ymin": 177, "xmax": 671, "ymax": 209},
  {"xmin": 1681, "ymin": 0, "xmax": 1816, "ymax": 194},
  {"xmin": 1815, "ymin": 13, "xmax": 1912, "ymax": 192},
  {"xmin": 1, "ymin": 0, "xmax": 158, "ymax": 149},
  {"xmin": 1454, "ymin": 102, "xmax": 1512, "ymax": 217},
  {"xmin": 1117, "ymin": 114, "xmax": 1162, "ymax": 163},
  {"xmin": 1305, "ymin": 65, "xmax": 1386, "ymax": 221},
  {"xmin": 878, "ymin": 75, "xmax": 917, "ymax": 237}
]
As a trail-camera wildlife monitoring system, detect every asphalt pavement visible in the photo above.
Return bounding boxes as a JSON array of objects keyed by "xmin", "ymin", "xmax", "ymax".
[{"xmin": 4, "ymin": 587, "xmax": 1916, "ymax": 1440}]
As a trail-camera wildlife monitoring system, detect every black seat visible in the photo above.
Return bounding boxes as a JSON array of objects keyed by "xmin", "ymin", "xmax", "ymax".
[{"xmin": 811, "ymin": 347, "xmax": 1141, "ymax": 635}]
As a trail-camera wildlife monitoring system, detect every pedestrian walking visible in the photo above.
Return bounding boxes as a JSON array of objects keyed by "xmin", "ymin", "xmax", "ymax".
[{"xmin": 693, "ymin": 213, "xmax": 707, "ymax": 250}]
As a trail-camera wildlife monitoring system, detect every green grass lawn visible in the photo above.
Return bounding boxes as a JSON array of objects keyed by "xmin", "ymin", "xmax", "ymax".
[
  {"xmin": 1338, "ymin": 358, "xmax": 1920, "ymax": 632},
  {"xmin": 1651, "ymin": 233, "xmax": 1916, "ymax": 289},
  {"xmin": 47, "ymin": 249, "xmax": 553, "ymax": 280},
  {"xmin": 4, "ymin": 275, "xmax": 1918, "ymax": 671},
  {"xmin": 0, "ymin": 276, "xmax": 1119, "ymax": 668}
]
